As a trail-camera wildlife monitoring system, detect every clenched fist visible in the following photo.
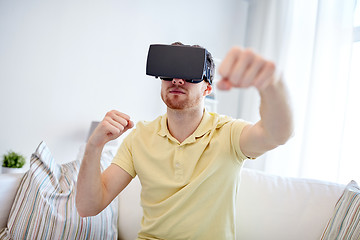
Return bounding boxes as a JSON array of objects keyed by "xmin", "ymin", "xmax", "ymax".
[
  {"xmin": 88, "ymin": 110, "xmax": 134, "ymax": 148},
  {"xmin": 217, "ymin": 47, "xmax": 276, "ymax": 91}
]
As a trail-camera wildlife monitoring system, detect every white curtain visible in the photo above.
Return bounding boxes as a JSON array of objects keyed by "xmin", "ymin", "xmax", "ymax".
[{"xmin": 241, "ymin": 0, "xmax": 356, "ymax": 183}]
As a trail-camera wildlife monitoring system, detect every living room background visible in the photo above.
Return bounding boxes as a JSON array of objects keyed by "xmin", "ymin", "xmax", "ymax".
[
  {"xmin": 1, "ymin": 0, "xmax": 358, "ymax": 184},
  {"xmin": 0, "ymin": 0, "xmax": 248, "ymax": 164}
]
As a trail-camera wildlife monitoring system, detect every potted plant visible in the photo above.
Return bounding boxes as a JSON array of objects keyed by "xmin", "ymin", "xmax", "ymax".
[{"xmin": 1, "ymin": 151, "xmax": 26, "ymax": 173}]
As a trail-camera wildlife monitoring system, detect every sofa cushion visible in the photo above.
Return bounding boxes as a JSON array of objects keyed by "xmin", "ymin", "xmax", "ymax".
[
  {"xmin": 0, "ymin": 141, "xmax": 118, "ymax": 240},
  {"xmin": 118, "ymin": 176, "xmax": 142, "ymax": 240},
  {"xmin": 237, "ymin": 168, "xmax": 345, "ymax": 240},
  {"xmin": 321, "ymin": 180, "xmax": 360, "ymax": 239}
]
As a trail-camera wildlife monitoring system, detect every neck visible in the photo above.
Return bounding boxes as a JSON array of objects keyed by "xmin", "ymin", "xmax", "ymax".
[{"xmin": 166, "ymin": 105, "xmax": 204, "ymax": 143}]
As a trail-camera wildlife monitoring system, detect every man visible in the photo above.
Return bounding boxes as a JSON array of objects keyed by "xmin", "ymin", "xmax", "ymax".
[{"xmin": 76, "ymin": 43, "xmax": 293, "ymax": 239}]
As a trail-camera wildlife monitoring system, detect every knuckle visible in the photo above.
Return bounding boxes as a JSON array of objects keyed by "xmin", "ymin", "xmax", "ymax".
[
  {"xmin": 105, "ymin": 111, "xmax": 113, "ymax": 118},
  {"xmin": 230, "ymin": 46, "xmax": 242, "ymax": 55},
  {"xmin": 266, "ymin": 61, "xmax": 276, "ymax": 71},
  {"xmin": 100, "ymin": 121, "xmax": 109, "ymax": 128},
  {"xmin": 118, "ymin": 111, "xmax": 128, "ymax": 117},
  {"xmin": 244, "ymin": 48, "xmax": 255, "ymax": 57},
  {"xmin": 108, "ymin": 110, "xmax": 118, "ymax": 116},
  {"xmin": 254, "ymin": 54, "xmax": 263, "ymax": 63},
  {"xmin": 103, "ymin": 116, "xmax": 111, "ymax": 123},
  {"xmin": 119, "ymin": 117, "xmax": 127, "ymax": 124}
]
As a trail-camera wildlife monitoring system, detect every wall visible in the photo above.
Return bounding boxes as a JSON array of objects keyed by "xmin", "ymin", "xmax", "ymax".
[{"xmin": 0, "ymin": 0, "xmax": 248, "ymax": 164}]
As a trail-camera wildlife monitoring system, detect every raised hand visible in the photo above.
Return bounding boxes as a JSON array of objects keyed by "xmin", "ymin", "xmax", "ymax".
[
  {"xmin": 217, "ymin": 47, "xmax": 276, "ymax": 91},
  {"xmin": 88, "ymin": 110, "xmax": 134, "ymax": 148}
]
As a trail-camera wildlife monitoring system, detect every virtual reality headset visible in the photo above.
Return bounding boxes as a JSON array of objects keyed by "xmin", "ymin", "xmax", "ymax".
[{"xmin": 146, "ymin": 44, "xmax": 212, "ymax": 84}]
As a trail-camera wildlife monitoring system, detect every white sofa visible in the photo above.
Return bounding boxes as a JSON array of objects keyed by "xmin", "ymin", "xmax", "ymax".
[{"xmin": 0, "ymin": 167, "xmax": 345, "ymax": 240}]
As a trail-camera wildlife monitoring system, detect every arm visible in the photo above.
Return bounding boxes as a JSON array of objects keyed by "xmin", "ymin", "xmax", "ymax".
[
  {"xmin": 76, "ymin": 110, "xmax": 134, "ymax": 217},
  {"xmin": 217, "ymin": 47, "xmax": 293, "ymax": 158}
]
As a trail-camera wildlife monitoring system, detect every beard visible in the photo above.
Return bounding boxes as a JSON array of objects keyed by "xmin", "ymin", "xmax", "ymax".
[{"xmin": 161, "ymin": 88, "xmax": 203, "ymax": 110}]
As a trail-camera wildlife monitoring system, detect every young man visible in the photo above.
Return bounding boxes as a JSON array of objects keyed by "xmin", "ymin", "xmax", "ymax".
[{"xmin": 76, "ymin": 43, "xmax": 293, "ymax": 240}]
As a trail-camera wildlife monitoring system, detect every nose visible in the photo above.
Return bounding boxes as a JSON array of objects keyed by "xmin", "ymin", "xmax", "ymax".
[{"xmin": 172, "ymin": 78, "xmax": 185, "ymax": 85}]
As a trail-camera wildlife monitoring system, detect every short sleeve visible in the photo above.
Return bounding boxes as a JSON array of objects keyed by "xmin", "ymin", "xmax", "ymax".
[
  {"xmin": 230, "ymin": 119, "xmax": 252, "ymax": 161},
  {"xmin": 112, "ymin": 130, "xmax": 137, "ymax": 178}
]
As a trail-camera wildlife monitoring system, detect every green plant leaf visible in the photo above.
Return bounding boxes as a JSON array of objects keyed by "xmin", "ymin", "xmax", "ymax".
[{"xmin": 2, "ymin": 151, "xmax": 26, "ymax": 168}]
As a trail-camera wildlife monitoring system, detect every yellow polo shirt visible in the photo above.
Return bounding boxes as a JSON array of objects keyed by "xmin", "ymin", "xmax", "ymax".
[{"xmin": 112, "ymin": 111, "xmax": 249, "ymax": 240}]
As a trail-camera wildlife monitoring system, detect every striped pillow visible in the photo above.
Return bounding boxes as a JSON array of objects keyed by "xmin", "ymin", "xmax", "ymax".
[
  {"xmin": 321, "ymin": 180, "xmax": 360, "ymax": 239},
  {"xmin": 0, "ymin": 141, "xmax": 118, "ymax": 240}
]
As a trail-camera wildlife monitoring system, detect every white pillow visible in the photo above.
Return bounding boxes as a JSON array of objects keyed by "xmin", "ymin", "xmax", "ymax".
[{"xmin": 0, "ymin": 141, "xmax": 118, "ymax": 239}]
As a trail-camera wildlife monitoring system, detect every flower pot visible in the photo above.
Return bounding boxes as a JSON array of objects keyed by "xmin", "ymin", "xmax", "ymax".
[{"xmin": 1, "ymin": 167, "xmax": 25, "ymax": 174}]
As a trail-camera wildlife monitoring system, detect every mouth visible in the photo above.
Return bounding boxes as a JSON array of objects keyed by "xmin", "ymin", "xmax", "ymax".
[{"xmin": 169, "ymin": 88, "xmax": 186, "ymax": 95}]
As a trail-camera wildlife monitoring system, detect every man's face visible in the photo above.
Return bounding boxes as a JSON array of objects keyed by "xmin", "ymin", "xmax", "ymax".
[{"xmin": 161, "ymin": 79, "xmax": 212, "ymax": 110}]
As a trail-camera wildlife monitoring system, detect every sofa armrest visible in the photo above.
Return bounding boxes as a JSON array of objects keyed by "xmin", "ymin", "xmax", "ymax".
[{"xmin": 0, "ymin": 172, "xmax": 25, "ymax": 229}]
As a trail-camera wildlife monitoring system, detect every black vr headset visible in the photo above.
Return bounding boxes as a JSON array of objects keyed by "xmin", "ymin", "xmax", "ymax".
[{"xmin": 146, "ymin": 44, "xmax": 212, "ymax": 84}]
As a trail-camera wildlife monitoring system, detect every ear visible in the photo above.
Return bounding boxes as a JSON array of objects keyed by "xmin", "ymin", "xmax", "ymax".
[{"xmin": 203, "ymin": 83, "xmax": 213, "ymax": 96}]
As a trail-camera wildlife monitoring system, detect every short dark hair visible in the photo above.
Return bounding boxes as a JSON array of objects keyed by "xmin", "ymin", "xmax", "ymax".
[{"xmin": 171, "ymin": 42, "xmax": 215, "ymax": 84}]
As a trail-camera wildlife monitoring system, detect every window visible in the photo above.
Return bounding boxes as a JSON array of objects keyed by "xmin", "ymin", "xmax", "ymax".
[
  {"xmin": 354, "ymin": 0, "xmax": 360, "ymax": 28},
  {"xmin": 337, "ymin": 1, "xmax": 360, "ymax": 183}
]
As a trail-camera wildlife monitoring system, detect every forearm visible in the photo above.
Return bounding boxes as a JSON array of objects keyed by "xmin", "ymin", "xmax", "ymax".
[
  {"xmin": 258, "ymin": 77, "xmax": 293, "ymax": 146},
  {"xmin": 75, "ymin": 111, "xmax": 134, "ymax": 217},
  {"xmin": 76, "ymin": 143, "xmax": 106, "ymax": 217}
]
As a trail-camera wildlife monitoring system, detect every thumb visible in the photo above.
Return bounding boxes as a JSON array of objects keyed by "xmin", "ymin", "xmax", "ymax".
[{"xmin": 216, "ymin": 78, "xmax": 233, "ymax": 91}]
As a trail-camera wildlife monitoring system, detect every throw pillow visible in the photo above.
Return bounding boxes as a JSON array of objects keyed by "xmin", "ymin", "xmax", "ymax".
[
  {"xmin": 321, "ymin": 180, "xmax": 360, "ymax": 239},
  {"xmin": 0, "ymin": 141, "xmax": 118, "ymax": 240}
]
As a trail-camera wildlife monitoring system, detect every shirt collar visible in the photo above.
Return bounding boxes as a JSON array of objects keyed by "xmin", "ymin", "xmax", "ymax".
[
  {"xmin": 157, "ymin": 111, "xmax": 214, "ymax": 145},
  {"xmin": 158, "ymin": 113, "xmax": 169, "ymax": 138}
]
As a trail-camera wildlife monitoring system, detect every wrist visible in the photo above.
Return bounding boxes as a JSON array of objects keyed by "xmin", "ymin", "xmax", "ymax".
[
  {"xmin": 87, "ymin": 133, "xmax": 108, "ymax": 149},
  {"xmin": 259, "ymin": 75, "xmax": 283, "ymax": 96},
  {"xmin": 85, "ymin": 140, "xmax": 105, "ymax": 156}
]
